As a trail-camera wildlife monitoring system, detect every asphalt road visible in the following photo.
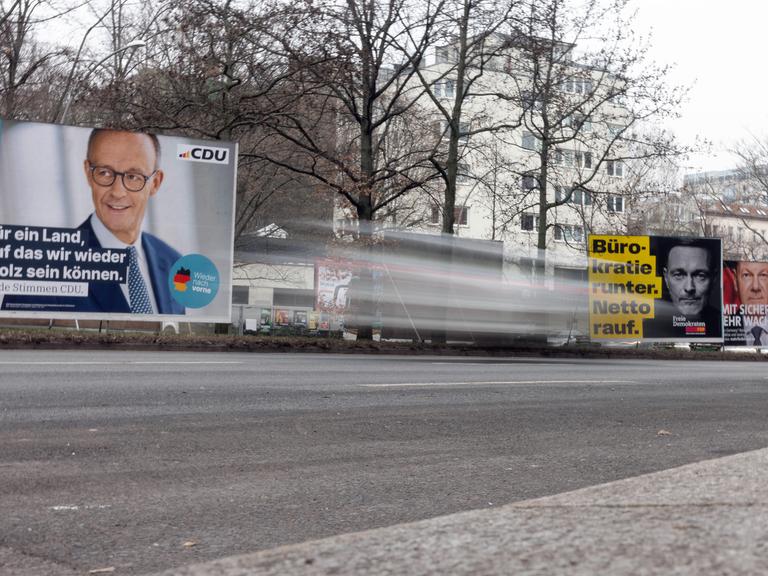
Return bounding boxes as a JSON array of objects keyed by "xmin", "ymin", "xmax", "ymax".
[{"xmin": 2, "ymin": 350, "xmax": 768, "ymax": 575}]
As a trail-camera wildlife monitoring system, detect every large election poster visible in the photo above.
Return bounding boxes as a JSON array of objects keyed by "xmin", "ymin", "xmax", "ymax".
[
  {"xmin": 723, "ymin": 260, "xmax": 768, "ymax": 346},
  {"xmin": 589, "ymin": 235, "xmax": 722, "ymax": 342},
  {"xmin": 0, "ymin": 119, "xmax": 237, "ymax": 322}
]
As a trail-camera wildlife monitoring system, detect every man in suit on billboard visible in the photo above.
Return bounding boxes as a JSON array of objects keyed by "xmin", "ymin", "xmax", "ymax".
[
  {"xmin": 2, "ymin": 128, "xmax": 184, "ymax": 315},
  {"xmin": 733, "ymin": 261, "xmax": 768, "ymax": 346}
]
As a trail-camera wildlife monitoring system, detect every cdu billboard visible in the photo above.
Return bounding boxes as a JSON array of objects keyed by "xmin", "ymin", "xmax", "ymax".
[{"xmin": 0, "ymin": 119, "xmax": 237, "ymax": 321}]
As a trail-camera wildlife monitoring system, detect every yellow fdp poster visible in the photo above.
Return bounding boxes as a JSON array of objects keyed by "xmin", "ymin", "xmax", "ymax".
[{"xmin": 588, "ymin": 235, "xmax": 723, "ymax": 342}]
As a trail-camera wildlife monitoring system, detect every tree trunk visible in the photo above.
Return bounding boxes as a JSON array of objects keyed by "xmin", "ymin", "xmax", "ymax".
[
  {"xmin": 354, "ymin": 199, "xmax": 375, "ymax": 341},
  {"xmin": 536, "ymin": 144, "xmax": 550, "ymax": 285}
]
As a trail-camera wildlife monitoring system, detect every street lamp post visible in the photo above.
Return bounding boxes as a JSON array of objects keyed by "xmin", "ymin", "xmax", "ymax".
[{"xmin": 57, "ymin": 40, "xmax": 146, "ymax": 124}]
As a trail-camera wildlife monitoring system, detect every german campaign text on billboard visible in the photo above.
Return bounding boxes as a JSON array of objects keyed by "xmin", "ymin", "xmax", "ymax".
[
  {"xmin": 0, "ymin": 120, "xmax": 237, "ymax": 321},
  {"xmin": 723, "ymin": 259, "xmax": 768, "ymax": 346},
  {"xmin": 589, "ymin": 235, "xmax": 722, "ymax": 342}
]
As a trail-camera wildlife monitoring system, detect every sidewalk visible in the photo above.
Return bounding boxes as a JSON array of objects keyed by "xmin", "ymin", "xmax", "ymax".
[{"xmin": 148, "ymin": 447, "xmax": 768, "ymax": 575}]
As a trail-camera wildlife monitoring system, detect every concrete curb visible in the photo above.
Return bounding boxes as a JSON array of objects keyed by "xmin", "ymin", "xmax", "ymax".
[{"xmin": 145, "ymin": 447, "xmax": 768, "ymax": 575}]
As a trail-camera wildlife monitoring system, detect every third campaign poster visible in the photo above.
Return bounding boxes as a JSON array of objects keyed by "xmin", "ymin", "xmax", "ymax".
[
  {"xmin": 589, "ymin": 235, "xmax": 723, "ymax": 342},
  {"xmin": 723, "ymin": 259, "xmax": 768, "ymax": 346}
]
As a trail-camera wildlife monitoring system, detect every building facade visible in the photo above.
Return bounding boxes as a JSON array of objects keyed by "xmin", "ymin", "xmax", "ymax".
[{"xmin": 359, "ymin": 34, "xmax": 635, "ymax": 288}]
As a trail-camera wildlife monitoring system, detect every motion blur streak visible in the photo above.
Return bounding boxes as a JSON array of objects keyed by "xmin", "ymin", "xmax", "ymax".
[{"xmin": 242, "ymin": 227, "xmax": 590, "ymax": 343}]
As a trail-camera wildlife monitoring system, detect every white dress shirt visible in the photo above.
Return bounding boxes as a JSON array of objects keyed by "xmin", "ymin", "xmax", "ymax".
[{"xmin": 89, "ymin": 214, "xmax": 157, "ymax": 313}]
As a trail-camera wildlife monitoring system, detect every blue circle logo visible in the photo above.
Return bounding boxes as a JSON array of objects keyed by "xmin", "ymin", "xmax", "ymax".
[{"xmin": 169, "ymin": 254, "xmax": 219, "ymax": 308}]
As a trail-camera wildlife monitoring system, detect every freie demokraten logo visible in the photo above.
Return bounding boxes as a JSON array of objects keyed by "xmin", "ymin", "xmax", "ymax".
[{"xmin": 177, "ymin": 144, "xmax": 230, "ymax": 164}]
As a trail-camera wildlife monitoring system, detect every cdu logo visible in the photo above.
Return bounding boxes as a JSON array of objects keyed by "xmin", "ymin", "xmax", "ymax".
[{"xmin": 176, "ymin": 144, "xmax": 230, "ymax": 164}]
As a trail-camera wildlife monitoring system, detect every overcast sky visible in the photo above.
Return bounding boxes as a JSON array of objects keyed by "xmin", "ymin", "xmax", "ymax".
[
  {"xmin": 48, "ymin": 1, "xmax": 754, "ymax": 176},
  {"xmin": 634, "ymin": 0, "xmax": 766, "ymax": 174}
]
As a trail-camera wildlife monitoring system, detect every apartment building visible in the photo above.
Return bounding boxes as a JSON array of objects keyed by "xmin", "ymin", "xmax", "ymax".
[
  {"xmin": 686, "ymin": 169, "xmax": 768, "ymax": 260},
  {"xmin": 633, "ymin": 168, "xmax": 768, "ymax": 261},
  {"xmin": 368, "ymin": 33, "xmax": 634, "ymax": 284}
]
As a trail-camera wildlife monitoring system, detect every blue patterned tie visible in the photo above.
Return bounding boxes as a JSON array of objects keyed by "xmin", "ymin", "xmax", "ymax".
[
  {"xmin": 752, "ymin": 326, "xmax": 764, "ymax": 346},
  {"xmin": 127, "ymin": 246, "xmax": 152, "ymax": 314}
]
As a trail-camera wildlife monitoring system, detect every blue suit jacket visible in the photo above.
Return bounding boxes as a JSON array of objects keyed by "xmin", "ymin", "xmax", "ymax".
[{"xmin": 2, "ymin": 217, "xmax": 185, "ymax": 315}]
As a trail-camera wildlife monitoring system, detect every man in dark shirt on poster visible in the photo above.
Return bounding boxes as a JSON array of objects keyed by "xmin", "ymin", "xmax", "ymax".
[{"xmin": 644, "ymin": 238, "xmax": 721, "ymax": 339}]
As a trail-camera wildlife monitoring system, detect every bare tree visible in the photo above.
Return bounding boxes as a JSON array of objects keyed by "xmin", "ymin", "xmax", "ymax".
[
  {"xmin": 498, "ymin": 0, "xmax": 684, "ymax": 277},
  {"xmin": 0, "ymin": 0, "xmax": 73, "ymax": 119},
  {"xmin": 51, "ymin": 0, "xmax": 172, "ymax": 124},
  {"xmin": 673, "ymin": 147, "xmax": 768, "ymax": 261},
  {"xmin": 259, "ymin": 0, "xmax": 447, "ymax": 229},
  {"xmin": 404, "ymin": 0, "xmax": 524, "ymax": 234},
  {"xmin": 251, "ymin": 0, "xmax": 454, "ymax": 339},
  {"xmin": 72, "ymin": 1, "xmax": 326, "ymax": 243}
]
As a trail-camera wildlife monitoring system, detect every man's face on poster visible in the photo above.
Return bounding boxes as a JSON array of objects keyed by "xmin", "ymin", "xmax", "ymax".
[
  {"xmin": 663, "ymin": 245, "xmax": 713, "ymax": 318},
  {"xmin": 84, "ymin": 130, "xmax": 164, "ymax": 245},
  {"xmin": 735, "ymin": 261, "xmax": 768, "ymax": 306}
]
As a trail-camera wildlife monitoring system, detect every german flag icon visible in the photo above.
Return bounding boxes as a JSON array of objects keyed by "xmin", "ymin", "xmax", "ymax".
[{"xmin": 174, "ymin": 267, "xmax": 191, "ymax": 292}]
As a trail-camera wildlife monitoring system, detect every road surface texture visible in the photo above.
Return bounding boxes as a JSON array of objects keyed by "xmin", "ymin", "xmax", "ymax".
[
  {"xmin": 150, "ymin": 446, "xmax": 768, "ymax": 576},
  {"xmin": 1, "ymin": 350, "xmax": 767, "ymax": 574}
]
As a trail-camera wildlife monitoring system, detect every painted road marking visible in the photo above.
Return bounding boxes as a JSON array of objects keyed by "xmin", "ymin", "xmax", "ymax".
[
  {"xmin": 50, "ymin": 504, "xmax": 112, "ymax": 511},
  {"xmin": 0, "ymin": 361, "xmax": 242, "ymax": 365},
  {"xmin": 430, "ymin": 362, "xmax": 563, "ymax": 365},
  {"xmin": 361, "ymin": 380, "xmax": 634, "ymax": 388}
]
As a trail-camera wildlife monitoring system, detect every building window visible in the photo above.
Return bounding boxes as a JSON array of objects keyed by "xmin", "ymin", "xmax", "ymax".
[
  {"xmin": 435, "ymin": 120, "xmax": 470, "ymax": 143},
  {"xmin": 606, "ymin": 160, "xmax": 624, "ymax": 177},
  {"xmin": 562, "ymin": 77, "xmax": 593, "ymax": 95},
  {"xmin": 436, "ymin": 46, "xmax": 458, "ymax": 64},
  {"xmin": 567, "ymin": 114, "xmax": 591, "ymax": 132},
  {"xmin": 521, "ymin": 213, "xmax": 539, "ymax": 231},
  {"xmin": 434, "ymin": 79, "xmax": 455, "ymax": 99},
  {"xmin": 456, "ymin": 206, "xmax": 469, "ymax": 226},
  {"xmin": 521, "ymin": 174, "xmax": 538, "ymax": 191},
  {"xmin": 232, "ymin": 285, "xmax": 250, "ymax": 305},
  {"xmin": 557, "ymin": 186, "xmax": 590, "ymax": 205},
  {"xmin": 554, "ymin": 149, "xmax": 591, "ymax": 168},
  {"xmin": 521, "ymin": 90, "xmax": 544, "ymax": 111},
  {"xmin": 607, "ymin": 123, "xmax": 623, "ymax": 136},
  {"xmin": 456, "ymin": 162, "xmax": 471, "ymax": 183},
  {"xmin": 553, "ymin": 149, "xmax": 574, "ymax": 165},
  {"xmin": 575, "ymin": 150, "xmax": 592, "ymax": 169},
  {"xmin": 458, "ymin": 123, "xmax": 470, "ymax": 143},
  {"xmin": 554, "ymin": 223, "xmax": 585, "ymax": 244},
  {"xmin": 522, "ymin": 131, "xmax": 540, "ymax": 151},
  {"xmin": 431, "ymin": 205, "xmax": 469, "ymax": 226},
  {"xmin": 571, "ymin": 187, "xmax": 591, "ymax": 206},
  {"xmin": 607, "ymin": 195, "xmax": 624, "ymax": 213}
]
